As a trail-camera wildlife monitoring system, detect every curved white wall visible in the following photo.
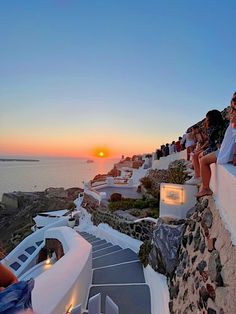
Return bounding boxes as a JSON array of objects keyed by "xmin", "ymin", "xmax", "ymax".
[
  {"xmin": 2, "ymin": 217, "xmax": 69, "ymax": 277},
  {"xmin": 32, "ymin": 227, "xmax": 92, "ymax": 314}
]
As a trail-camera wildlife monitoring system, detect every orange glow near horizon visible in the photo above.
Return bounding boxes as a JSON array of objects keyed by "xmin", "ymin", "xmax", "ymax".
[
  {"xmin": 92, "ymin": 147, "xmax": 110, "ymax": 158},
  {"xmin": 0, "ymin": 129, "xmax": 177, "ymax": 158}
]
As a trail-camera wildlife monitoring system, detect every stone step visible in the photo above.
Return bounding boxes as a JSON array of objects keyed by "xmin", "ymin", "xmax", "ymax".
[
  {"xmin": 78, "ymin": 231, "xmax": 89, "ymax": 236},
  {"xmin": 92, "ymin": 261, "xmax": 145, "ymax": 285},
  {"xmin": 91, "ymin": 239, "xmax": 107, "ymax": 247},
  {"xmin": 92, "ymin": 245, "xmax": 122, "ymax": 259},
  {"xmin": 92, "ymin": 248, "xmax": 138, "ymax": 269},
  {"xmin": 82, "ymin": 235, "xmax": 98, "ymax": 242},
  {"xmin": 88, "ymin": 284, "xmax": 151, "ymax": 314},
  {"xmin": 78, "ymin": 232, "xmax": 93, "ymax": 237},
  {"xmin": 92, "ymin": 242, "xmax": 113, "ymax": 252}
]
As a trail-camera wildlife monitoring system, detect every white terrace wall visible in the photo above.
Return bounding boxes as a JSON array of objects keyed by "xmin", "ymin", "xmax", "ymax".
[
  {"xmin": 152, "ymin": 150, "xmax": 187, "ymax": 170},
  {"xmin": 131, "ymin": 167, "xmax": 149, "ymax": 186},
  {"xmin": 210, "ymin": 163, "xmax": 236, "ymax": 245}
]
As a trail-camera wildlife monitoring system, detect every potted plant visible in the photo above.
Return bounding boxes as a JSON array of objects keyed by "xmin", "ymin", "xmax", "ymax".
[{"xmin": 67, "ymin": 202, "xmax": 76, "ymax": 228}]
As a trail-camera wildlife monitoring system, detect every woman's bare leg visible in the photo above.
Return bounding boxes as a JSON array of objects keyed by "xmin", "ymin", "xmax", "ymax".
[
  {"xmin": 192, "ymin": 150, "xmax": 202, "ymax": 177},
  {"xmin": 199, "ymin": 152, "xmax": 217, "ymax": 190}
]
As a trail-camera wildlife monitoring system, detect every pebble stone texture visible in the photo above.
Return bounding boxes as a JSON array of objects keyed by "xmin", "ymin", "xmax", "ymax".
[{"xmin": 168, "ymin": 197, "xmax": 236, "ymax": 314}]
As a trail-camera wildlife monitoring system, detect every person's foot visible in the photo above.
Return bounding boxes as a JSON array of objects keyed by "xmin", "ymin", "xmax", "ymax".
[
  {"xmin": 185, "ymin": 176, "xmax": 202, "ymax": 185},
  {"xmin": 184, "ymin": 168, "xmax": 195, "ymax": 176},
  {"xmin": 184, "ymin": 160, "xmax": 192, "ymax": 167},
  {"xmin": 196, "ymin": 188, "xmax": 213, "ymax": 198}
]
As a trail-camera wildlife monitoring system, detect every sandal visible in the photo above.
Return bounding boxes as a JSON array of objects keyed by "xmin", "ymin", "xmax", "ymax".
[{"xmin": 196, "ymin": 189, "xmax": 213, "ymax": 198}]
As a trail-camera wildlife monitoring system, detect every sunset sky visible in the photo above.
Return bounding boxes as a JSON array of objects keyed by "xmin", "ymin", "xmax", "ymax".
[{"xmin": 1, "ymin": 1, "xmax": 236, "ymax": 158}]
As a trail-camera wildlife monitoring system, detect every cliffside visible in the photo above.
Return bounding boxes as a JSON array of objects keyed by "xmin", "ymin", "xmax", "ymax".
[
  {"xmin": 168, "ymin": 197, "xmax": 236, "ymax": 314},
  {"xmin": 0, "ymin": 187, "xmax": 82, "ymax": 254}
]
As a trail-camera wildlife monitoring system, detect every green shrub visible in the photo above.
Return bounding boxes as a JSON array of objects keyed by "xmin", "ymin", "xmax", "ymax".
[
  {"xmin": 168, "ymin": 160, "xmax": 187, "ymax": 184},
  {"xmin": 147, "ymin": 199, "xmax": 159, "ymax": 208},
  {"xmin": 140, "ymin": 176, "xmax": 152, "ymax": 189},
  {"xmin": 134, "ymin": 199, "xmax": 148, "ymax": 209},
  {"xmin": 128, "ymin": 208, "xmax": 142, "ymax": 217},
  {"xmin": 108, "ymin": 198, "xmax": 159, "ymax": 212},
  {"xmin": 141, "ymin": 208, "xmax": 159, "ymax": 219},
  {"xmin": 108, "ymin": 199, "xmax": 135, "ymax": 212}
]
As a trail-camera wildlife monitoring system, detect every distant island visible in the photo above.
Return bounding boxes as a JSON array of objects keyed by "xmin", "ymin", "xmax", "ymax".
[{"xmin": 0, "ymin": 158, "xmax": 39, "ymax": 162}]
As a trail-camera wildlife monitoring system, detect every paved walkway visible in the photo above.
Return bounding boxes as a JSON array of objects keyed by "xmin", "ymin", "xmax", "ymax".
[{"xmin": 78, "ymin": 231, "xmax": 151, "ymax": 314}]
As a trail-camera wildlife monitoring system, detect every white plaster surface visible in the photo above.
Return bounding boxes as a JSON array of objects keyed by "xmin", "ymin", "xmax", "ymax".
[
  {"xmin": 160, "ymin": 183, "xmax": 198, "ymax": 219},
  {"xmin": 32, "ymin": 226, "xmax": 92, "ymax": 314},
  {"xmin": 210, "ymin": 163, "xmax": 236, "ymax": 244},
  {"xmin": 152, "ymin": 150, "xmax": 187, "ymax": 170},
  {"xmin": 134, "ymin": 217, "xmax": 158, "ymax": 224},
  {"xmin": 144, "ymin": 265, "xmax": 170, "ymax": 314},
  {"xmin": 131, "ymin": 167, "xmax": 149, "ymax": 186},
  {"xmin": 84, "ymin": 187, "xmax": 103, "ymax": 204}
]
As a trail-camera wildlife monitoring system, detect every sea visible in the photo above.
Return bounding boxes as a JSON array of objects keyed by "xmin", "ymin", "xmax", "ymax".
[{"xmin": 0, "ymin": 157, "xmax": 119, "ymax": 199}]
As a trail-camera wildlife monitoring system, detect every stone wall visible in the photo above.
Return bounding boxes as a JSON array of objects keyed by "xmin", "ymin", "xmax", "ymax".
[
  {"xmin": 168, "ymin": 197, "xmax": 236, "ymax": 314},
  {"xmin": 92, "ymin": 209, "xmax": 155, "ymax": 241}
]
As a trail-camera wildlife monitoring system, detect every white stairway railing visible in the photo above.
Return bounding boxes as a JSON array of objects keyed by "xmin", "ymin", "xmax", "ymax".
[{"xmin": 70, "ymin": 293, "xmax": 119, "ymax": 314}]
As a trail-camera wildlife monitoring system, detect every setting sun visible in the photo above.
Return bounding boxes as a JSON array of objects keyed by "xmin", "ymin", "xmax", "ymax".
[{"xmin": 92, "ymin": 147, "xmax": 110, "ymax": 158}]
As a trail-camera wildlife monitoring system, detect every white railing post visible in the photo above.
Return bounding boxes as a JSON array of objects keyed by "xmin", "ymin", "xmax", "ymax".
[
  {"xmin": 105, "ymin": 295, "xmax": 119, "ymax": 314},
  {"xmin": 71, "ymin": 304, "xmax": 82, "ymax": 314},
  {"xmin": 88, "ymin": 293, "xmax": 101, "ymax": 314}
]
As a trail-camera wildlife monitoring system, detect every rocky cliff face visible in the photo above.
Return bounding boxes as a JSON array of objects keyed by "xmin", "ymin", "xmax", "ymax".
[
  {"xmin": 167, "ymin": 197, "xmax": 236, "ymax": 314},
  {"xmin": 140, "ymin": 195, "xmax": 236, "ymax": 313}
]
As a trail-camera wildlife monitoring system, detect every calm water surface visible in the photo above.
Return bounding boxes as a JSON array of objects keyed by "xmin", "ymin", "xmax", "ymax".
[{"xmin": 0, "ymin": 157, "xmax": 119, "ymax": 199}]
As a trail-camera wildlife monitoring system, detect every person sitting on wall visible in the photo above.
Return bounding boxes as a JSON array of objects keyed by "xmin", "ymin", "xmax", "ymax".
[
  {"xmin": 217, "ymin": 92, "xmax": 236, "ymax": 166},
  {"xmin": 0, "ymin": 263, "xmax": 18, "ymax": 291},
  {"xmin": 185, "ymin": 128, "xmax": 196, "ymax": 161},
  {"xmin": 185, "ymin": 125, "xmax": 208, "ymax": 184},
  {"xmin": 175, "ymin": 137, "xmax": 182, "ymax": 152},
  {"xmin": 156, "ymin": 148, "xmax": 162, "ymax": 160},
  {"xmin": 160, "ymin": 144, "xmax": 165, "ymax": 157},
  {"xmin": 195, "ymin": 94, "xmax": 236, "ymax": 198},
  {"xmin": 163, "ymin": 143, "xmax": 170, "ymax": 156},
  {"xmin": 192, "ymin": 125, "xmax": 207, "ymax": 150},
  {"xmin": 0, "ymin": 248, "xmax": 35, "ymax": 313},
  {"xmin": 169, "ymin": 141, "xmax": 177, "ymax": 154},
  {"xmin": 180, "ymin": 133, "xmax": 187, "ymax": 150},
  {"xmin": 186, "ymin": 109, "xmax": 225, "ymax": 187}
]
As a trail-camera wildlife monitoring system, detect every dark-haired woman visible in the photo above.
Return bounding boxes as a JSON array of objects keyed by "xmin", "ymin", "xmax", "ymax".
[
  {"xmin": 186, "ymin": 109, "xmax": 225, "ymax": 186},
  {"xmin": 196, "ymin": 109, "xmax": 228, "ymax": 197}
]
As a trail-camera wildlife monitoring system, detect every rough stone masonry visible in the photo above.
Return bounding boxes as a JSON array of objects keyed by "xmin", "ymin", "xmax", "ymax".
[{"xmin": 168, "ymin": 197, "xmax": 236, "ymax": 314}]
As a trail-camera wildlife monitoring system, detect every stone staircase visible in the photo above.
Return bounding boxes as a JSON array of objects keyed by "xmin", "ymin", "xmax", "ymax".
[{"xmin": 78, "ymin": 231, "xmax": 151, "ymax": 314}]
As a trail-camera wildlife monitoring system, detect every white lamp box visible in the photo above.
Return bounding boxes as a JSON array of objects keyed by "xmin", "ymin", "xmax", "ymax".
[{"xmin": 160, "ymin": 183, "xmax": 198, "ymax": 219}]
